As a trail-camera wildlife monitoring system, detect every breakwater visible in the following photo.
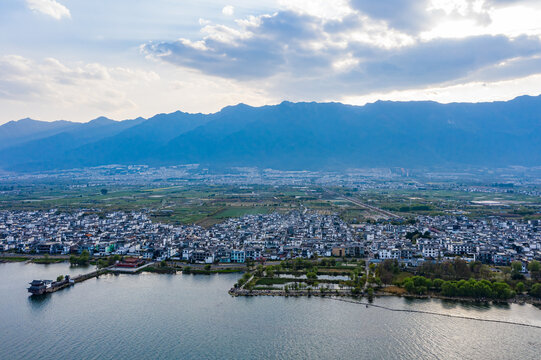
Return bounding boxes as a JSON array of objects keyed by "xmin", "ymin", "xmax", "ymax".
[{"xmin": 329, "ymin": 297, "xmax": 541, "ymax": 330}]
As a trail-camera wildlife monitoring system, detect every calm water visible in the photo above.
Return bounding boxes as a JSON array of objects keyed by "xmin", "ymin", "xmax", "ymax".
[{"xmin": 1, "ymin": 262, "xmax": 540, "ymax": 359}]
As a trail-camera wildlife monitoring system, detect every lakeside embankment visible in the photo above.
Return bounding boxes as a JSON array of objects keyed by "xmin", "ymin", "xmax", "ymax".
[
  {"xmin": 1, "ymin": 252, "xmax": 249, "ymax": 270},
  {"xmin": 0, "ymin": 254, "xmax": 68, "ymax": 264},
  {"xmin": 228, "ymin": 287, "xmax": 541, "ymax": 306},
  {"xmin": 14, "ymin": 254, "xmax": 541, "ymax": 306}
]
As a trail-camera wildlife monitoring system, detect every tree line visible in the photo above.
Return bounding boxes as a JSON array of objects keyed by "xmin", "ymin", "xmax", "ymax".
[{"xmin": 401, "ymin": 276, "xmax": 516, "ymax": 299}]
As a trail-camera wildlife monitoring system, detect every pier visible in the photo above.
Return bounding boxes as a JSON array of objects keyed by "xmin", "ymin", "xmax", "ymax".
[
  {"xmin": 27, "ymin": 262, "xmax": 157, "ymax": 295},
  {"xmin": 28, "ymin": 268, "xmax": 111, "ymax": 295}
]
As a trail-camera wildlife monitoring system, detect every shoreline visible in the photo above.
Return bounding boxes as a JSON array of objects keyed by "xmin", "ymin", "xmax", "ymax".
[
  {"xmin": 228, "ymin": 287, "xmax": 541, "ymax": 306},
  {"xmin": 10, "ymin": 258, "xmax": 541, "ymax": 306},
  {"xmin": 0, "ymin": 255, "xmax": 68, "ymax": 264}
]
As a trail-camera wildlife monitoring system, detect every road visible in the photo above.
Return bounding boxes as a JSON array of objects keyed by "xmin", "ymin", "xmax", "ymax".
[
  {"xmin": 324, "ymin": 189, "xmax": 401, "ymax": 219},
  {"xmin": 342, "ymin": 195, "xmax": 401, "ymax": 219}
]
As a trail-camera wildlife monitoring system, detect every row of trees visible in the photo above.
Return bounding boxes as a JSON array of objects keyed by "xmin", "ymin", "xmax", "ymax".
[
  {"xmin": 234, "ymin": 272, "xmax": 252, "ymax": 288},
  {"xmin": 96, "ymin": 254, "xmax": 122, "ymax": 269},
  {"xmin": 402, "ymin": 276, "xmax": 516, "ymax": 299},
  {"xmin": 416, "ymin": 258, "xmax": 488, "ymax": 280},
  {"xmin": 69, "ymin": 250, "xmax": 90, "ymax": 266},
  {"xmin": 281, "ymin": 257, "xmax": 347, "ymax": 271},
  {"xmin": 376, "ymin": 259, "xmax": 401, "ymax": 284},
  {"xmin": 282, "ymin": 258, "xmax": 314, "ymax": 271},
  {"xmin": 416, "ymin": 258, "xmax": 540, "ymax": 282}
]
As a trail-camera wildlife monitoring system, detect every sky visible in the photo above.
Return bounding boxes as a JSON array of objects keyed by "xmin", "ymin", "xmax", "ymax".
[{"xmin": 1, "ymin": 0, "xmax": 541, "ymax": 123}]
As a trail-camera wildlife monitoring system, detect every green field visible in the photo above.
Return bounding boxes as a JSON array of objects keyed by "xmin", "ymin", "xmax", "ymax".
[{"xmin": 1, "ymin": 182, "xmax": 539, "ymax": 226}]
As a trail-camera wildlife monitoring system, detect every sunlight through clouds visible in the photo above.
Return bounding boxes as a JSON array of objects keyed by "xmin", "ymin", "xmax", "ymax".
[{"xmin": 1, "ymin": 0, "xmax": 541, "ymax": 122}]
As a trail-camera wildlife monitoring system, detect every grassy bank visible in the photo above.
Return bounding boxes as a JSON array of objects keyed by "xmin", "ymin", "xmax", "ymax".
[
  {"xmin": 32, "ymin": 258, "xmax": 66, "ymax": 264},
  {"xmin": 0, "ymin": 256, "xmax": 29, "ymax": 262},
  {"xmin": 183, "ymin": 267, "xmax": 243, "ymax": 275}
]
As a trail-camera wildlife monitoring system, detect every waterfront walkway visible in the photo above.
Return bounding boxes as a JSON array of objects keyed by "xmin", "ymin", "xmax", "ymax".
[{"xmin": 109, "ymin": 262, "xmax": 155, "ymax": 273}]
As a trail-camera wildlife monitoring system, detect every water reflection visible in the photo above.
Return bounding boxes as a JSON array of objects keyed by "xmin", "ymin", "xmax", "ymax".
[
  {"xmin": 404, "ymin": 297, "xmax": 430, "ymax": 305},
  {"xmin": 440, "ymin": 299, "xmax": 492, "ymax": 311},
  {"xmin": 28, "ymin": 293, "xmax": 51, "ymax": 309},
  {"xmin": 490, "ymin": 302, "xmax": 511, "ymax": 310},
  {"xmin": 2, "ymin": 262, "xmax": 541, "ymax": 360}
]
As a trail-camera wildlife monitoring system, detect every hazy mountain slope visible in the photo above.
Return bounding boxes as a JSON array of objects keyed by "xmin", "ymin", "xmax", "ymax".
[
  {"xmin": 0, "ymin": 117, "xmax": 144, "ymax": 170},
  {"xmin": 1, "ymin": 95, "xmax": 540, "ymax": 172},
  {"xmin": 56, "ymin": 111, "xmax": 210, "ymax": 168},
  {"xmin": 0, "ymin": 118, "xmax": 77, "ymax": 150},
  {"xmin": 159, "ymin": 97, "xmax": 541, "ymax": 169}
]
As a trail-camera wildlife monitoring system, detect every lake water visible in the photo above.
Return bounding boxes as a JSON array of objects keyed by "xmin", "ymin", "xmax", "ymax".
[{"xmin": 1, "ymin": 262, "xmax": 540, "ymax": 359}]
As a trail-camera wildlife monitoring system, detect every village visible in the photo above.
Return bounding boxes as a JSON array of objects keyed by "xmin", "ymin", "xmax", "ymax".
[{"xmin": 1, "ymin": 208, "xmax": 540, "ymax": 270}]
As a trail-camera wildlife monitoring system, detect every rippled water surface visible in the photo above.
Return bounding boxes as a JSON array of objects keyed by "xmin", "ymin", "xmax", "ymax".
[{"xmin": 1, "ymin": 262, "xmax": 540, "ymax": 359}]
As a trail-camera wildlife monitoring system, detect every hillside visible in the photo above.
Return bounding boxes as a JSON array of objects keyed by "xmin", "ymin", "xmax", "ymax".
[{"xmin": 1, "ymin": 96, "xmax": 540, "ymax": 172}]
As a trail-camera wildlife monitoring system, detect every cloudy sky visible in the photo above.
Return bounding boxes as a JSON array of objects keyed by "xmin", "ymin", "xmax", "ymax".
[{"xmin": 1, "ymin": 0, "xmax": 541, "ymax": 123}]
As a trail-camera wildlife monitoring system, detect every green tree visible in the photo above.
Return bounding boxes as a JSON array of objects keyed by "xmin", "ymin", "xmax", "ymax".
[
  {"xmin": 433, "ymin": 278, "xmax": 444, "ymax": 290},
  {"xmin": 70, "ymin": 250, "xmax": 90, "ymax": 266},
  {"xmin": 528, "ymin": 260, "xmax": 540, "ymax": 280},
  {"xmin": 491, "ymin": 282, "xmax": 514, "ymax": 299},
  {"xmin": 454, "ymin": 258, "xmax": 471, "ymax": 279},
  {"xmin": 530, "ymin": 283, "xmax": 541, "ymax": 298},
  {"xmin": 377, "ymin": 260, "xmax": 399, "ymax": 284},
  {"xmin": 441, "ymin": 281, "xmax": 458, "ymax": 297},
  {"xmin": 511, "ymin": 261, "xmax": 523, "ymax": 273},
  {"xmin": 100, "ymin": 188, "xmax": 108, "ymax": 195},
  {"xmin": 473, "ymin": 280, "xmax": 493, "ymax": 298},
  {"xmin": 255, "ymin": 265, "xmax": 264, "ymax": 277},
  {"xmin": 306, "ymin": 272, "xmax": 318, "ymax": 284},
  {"xmin": 516, "ymin": 282, "xmax": 525, "ymax": 294},
  {"xmin": 528, "ymin": 260, "xmax": 540, "ymax": 272},
  {"xmin": 367, "ymin": 287, "xmax": 374, "ymax": 300},
  {"xmin": 56, "ymin": 275, "xmax": 64, "ymax": 282},
  {"xmin": 403, "ymin": 278, "xmax": 416, "ymax": 293}
]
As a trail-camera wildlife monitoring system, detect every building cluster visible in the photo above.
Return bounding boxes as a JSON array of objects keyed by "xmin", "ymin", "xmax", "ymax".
[
  {"xmin": 0, "ymin": 210, "xmax": 359, "ymax": 263},
  {"xmin": 365, "ymin": 216, "xmax": 541, "ymax": 267},
  {"xmin": 1, "ymin": 209, "xmax": 540, "ymax": 267}
]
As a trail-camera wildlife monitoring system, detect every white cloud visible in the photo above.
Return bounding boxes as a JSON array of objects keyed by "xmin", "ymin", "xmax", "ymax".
[
  {"xmin": 4, "ymin": 0, "xmax": 541, "ymax": 122},
  {"xmin": 422, "ymin": 3, "xmax": 541, "ymax": 39},
  {"xmin": 0, "ymin": 55, "xmax": 159, "ymax": 119},
  {"xmin": 199, "ymin": 18, "xmax": 211, "ymax": 26},
  {"xmin": 143, "ymin": 8, "xmax": 541, "ymax": 100},
  {"xmin": 342, "ymin": 73, "xmax": 541, "ymax": 105},
  {"xmin": 278, "ymin": 0, "xmax": 353, "ymax": 20},
  {"xmin": 222, "ymin": 5, "xmax": 234, "ymax": 16},
  {"xmin": 26, "ymin": 0, "xmax": 71, "ymax": 20},
  {"xmin": 0, "ymin": 55, "xmax": 272, "ymax": 123}
]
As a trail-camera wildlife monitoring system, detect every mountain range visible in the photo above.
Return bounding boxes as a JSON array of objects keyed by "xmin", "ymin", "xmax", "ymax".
[{"xmin": 1, "ymin": 95, "xmax": 541, "ymax": 172}]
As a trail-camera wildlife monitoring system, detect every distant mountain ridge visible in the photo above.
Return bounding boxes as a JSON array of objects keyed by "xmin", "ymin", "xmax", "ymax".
[{"xmin": 1, "ymin": 95, "xmax": 541, "ymax": 172}]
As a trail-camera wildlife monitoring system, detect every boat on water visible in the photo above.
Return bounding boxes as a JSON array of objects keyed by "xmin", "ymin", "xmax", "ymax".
[{"xmin": 27, "ymin": 280, "xmax": 53, "ymax": 295}]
